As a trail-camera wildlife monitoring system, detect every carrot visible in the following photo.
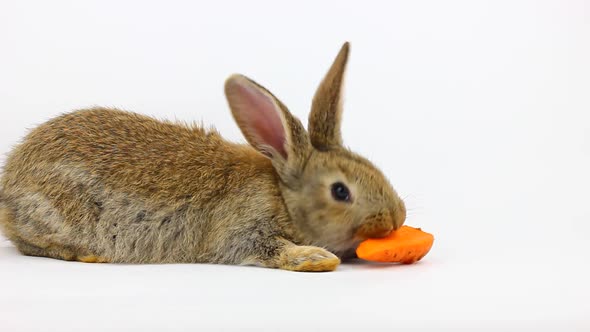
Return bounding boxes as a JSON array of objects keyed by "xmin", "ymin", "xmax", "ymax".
[{"xmin": 356, "ymin": 226, "xmax": 434, "ymax": 263}]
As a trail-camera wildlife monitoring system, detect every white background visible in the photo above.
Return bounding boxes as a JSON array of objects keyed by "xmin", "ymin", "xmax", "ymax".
[{"xmin": 1, "ymin": 1, "xmax": 589, "ymax": 331}]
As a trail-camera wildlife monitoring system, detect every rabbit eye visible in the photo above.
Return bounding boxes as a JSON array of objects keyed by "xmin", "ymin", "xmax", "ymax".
[{"xmin": 331, "ymin": 182, "xmax": 351, "ymax": 202}]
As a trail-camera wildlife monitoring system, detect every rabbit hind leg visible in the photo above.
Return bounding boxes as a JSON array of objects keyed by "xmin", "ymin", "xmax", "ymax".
[
  {"xmin": 14, "ymin": 236, "xmax": 108, "ymax": 263},
  {"xmin": 1, "ymin": 206, "xmax": 108, "ymax": 263},
  {"xmin": 11, "ymin": 235, "xmax": 76, "ymax": 261}
]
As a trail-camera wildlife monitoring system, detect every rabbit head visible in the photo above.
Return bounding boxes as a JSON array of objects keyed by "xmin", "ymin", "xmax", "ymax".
[{"xmin": 225, "ymin": 42, "xmax": 406, "ymax": 257}]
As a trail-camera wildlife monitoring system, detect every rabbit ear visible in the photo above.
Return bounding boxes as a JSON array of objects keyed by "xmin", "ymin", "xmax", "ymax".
[
  {"xmin": 308, "ymin": 42, "xmax": 350, "ymax": 151},
  {"xmin": 225, "ymin": 74, "xmax": 310, "ymax": 166}
]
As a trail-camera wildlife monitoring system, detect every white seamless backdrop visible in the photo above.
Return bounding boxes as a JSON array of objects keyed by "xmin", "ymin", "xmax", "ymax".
[{"xmin": 0, "ymin": 1, "xmax": 589, "ymax": 331}]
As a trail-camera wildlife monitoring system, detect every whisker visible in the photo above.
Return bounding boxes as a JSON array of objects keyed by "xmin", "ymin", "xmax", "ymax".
[{"xmin": 401, "ymin": 194, "xmax": 413, "ymax": 201}]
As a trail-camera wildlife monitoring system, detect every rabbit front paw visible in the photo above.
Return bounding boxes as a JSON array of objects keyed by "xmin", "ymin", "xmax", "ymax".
[{"xmin": 278, "ymin": 245, "xmax": 340, "ymax": 272}]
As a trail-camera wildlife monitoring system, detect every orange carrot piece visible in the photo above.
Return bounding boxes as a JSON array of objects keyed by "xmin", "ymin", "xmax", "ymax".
[{"xmin": 356, "ymin": 226, "xmax": 434, "ymax": 263}]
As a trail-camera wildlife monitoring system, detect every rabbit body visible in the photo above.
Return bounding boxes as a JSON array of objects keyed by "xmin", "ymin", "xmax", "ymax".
[
  {"xmin": 0, "ymin": 109, "xmax": 301, "ymax": 266},
  {"xmin": 0, "ymin": 43, "xmax": 405, "ymax": 271}
]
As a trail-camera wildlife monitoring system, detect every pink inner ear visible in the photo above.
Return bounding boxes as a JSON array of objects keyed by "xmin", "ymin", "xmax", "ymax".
[{"xmin": 234, "ymin": 82, "xmax": 287, "ymax": 158}]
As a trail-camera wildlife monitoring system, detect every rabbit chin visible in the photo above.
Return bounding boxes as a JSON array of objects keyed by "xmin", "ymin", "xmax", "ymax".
[{"xmin": 326, "ymin": 239, "xmax": 363, "ymax": 260}]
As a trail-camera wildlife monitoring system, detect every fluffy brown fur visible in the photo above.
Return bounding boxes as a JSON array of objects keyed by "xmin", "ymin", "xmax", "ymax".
[{"xmin": 0, "ymin": 42, "xmax": 405, "ymax": 272}]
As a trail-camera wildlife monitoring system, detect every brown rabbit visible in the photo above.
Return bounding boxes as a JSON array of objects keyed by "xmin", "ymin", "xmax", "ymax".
[{"xmin": 0, "ymin": 42, "xmax": 405, "ymax": 271}]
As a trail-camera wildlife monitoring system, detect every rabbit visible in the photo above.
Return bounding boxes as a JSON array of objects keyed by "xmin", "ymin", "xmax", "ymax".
[{"xmin": 0, "ymin": 42, "xmax": 406, "ymax": 271}]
